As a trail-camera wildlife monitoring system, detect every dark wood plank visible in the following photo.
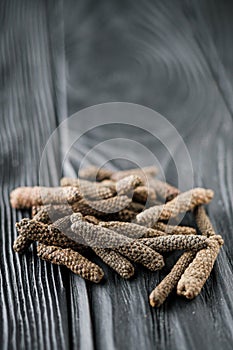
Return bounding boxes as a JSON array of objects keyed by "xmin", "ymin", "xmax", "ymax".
[
  {"xmin": 63, "ymin": 1, "xmax": 233, "ymax": 349},
  {"xmin": 1, "ymin": 0, "xmax": 233, "ymax": 349},
  {"xmin": 0, "ymin": 1, "xmax": 69, "ymax": 349}
]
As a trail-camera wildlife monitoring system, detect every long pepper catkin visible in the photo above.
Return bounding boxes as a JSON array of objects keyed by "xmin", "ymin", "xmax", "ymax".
[
  {"xmin": 71, "ymin": 214, "xmax": 164, "ymax": 271},
  {"xmin": 72, "ymin": 195, "xmax": 132, "ymax": 216},
  {"xmin": 194, "ymin": 205, "xmax": 215, "ymax": 237},
  {"xmin": 80, "ymin": 216, "xmax": 135, "ymax": 278},
  {"xmin": 76, "ymin": 179, "xmax": 116, "ymax": 200},
  {"xmin": 93, "ymin": 248, "xmax": 134, "ymax": 279},
  {"xmin": 149, "ymin": 251, "xmax": 196, "ymax": 307},
  {"xmin": 52, "ymin": 215, "xmax": 72, "ymax": 231},
  {"xmin": 33, "ymin": 205, "xmax": 73, "ymax": 225},
  {"xmin": 163, "ymin": 188, "xmax": 214, "ymax": 217},
  {"xmin": 13, "ymin": 234, "xmax": 33, "ymax": 253},
  {"xmin": 14, "ymin": 218, "xmax": 85, "ymax": 253},
  {"xmin": 149, "ymin": 178, "xmax": 180, "ymax": 202},
  {"xmin": 32, "ymin": 204, "xmax": 73, "ymax": 222},
  {"xmin": 61, "ymin": 178, "xmax": 116, "ymax": 200},
  {"xmin": 31, "ymin": 206, "xmax": 40, "ymax": 217},
  {"xmin": 176, "ymin": 206, "xmax": 223, "ymax": 299},
  {"xmin": 110, "ymin": 166, "xmax": 158, "ymax": 182},
  {"xmin": 153, "ymin": 222, "xmax": 197, "ymax": 235},
  {"xmin": 10, "ymin": 186, "xmax": 81, "ymax": 209},
  {"xmin": 37, "ymin": 244, "xmax": 104, "ymax": 282},
  {"xmin": 91, "ymin": 209, "xmax": 136, "ymax": 223},
  {"xmin": 136, "ymin": 188, "xmax": 214, "ymax": 227},
  {"xmin": 33, "ymin": 208, "xmax": 53, "ymax": 224},
  {"xmin": 177, "ymin": 235, "xmax": 224, "ymax": 299},
  {"xmin": 79, "ymin": 166, "xmax": 113, "ymax": 181},
  {"xmin": 149, "ymin": 210, "xmax": 201, "ymax": 307},
  {"xmin": 140, "ymin": 235, "xmax": 209, "ymax": 253},
  {"xmin": 116, "ymin": 175, "xmax": 143, "ymax": 195},
  {"xmin": 99, "ymin": 179, "xmax": 116, "ymax": 189},
  {"xmin": 149, "ymin": 206, "xmax": 221, "ymax": 306},
  {"xmin": 133, "ymin": 186, "xmax": 157, "ymax": 204},
  {"xmin": 99, "ymin": 221, "xmax": 165, "ymax": 239},
  {"xmin": 127, "ymin": 202, "xmax": 145, "ymax": 213}
]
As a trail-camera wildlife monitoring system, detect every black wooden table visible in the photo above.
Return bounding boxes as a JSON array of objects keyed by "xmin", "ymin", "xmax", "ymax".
[{"xmin": 1, "ymin": 1, "xmax": 233, "ymax": 349}]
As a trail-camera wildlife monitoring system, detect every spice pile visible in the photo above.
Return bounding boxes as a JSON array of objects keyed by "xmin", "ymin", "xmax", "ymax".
[{"xmin": 11, "ymin": 165, "xmax": 223, "ymax": 307}]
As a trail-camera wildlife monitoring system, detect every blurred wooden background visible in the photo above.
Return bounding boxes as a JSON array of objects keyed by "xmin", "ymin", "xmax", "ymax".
[{"xmin": 1, "ymin": 0, "xmax": 233, "ymax": 349}]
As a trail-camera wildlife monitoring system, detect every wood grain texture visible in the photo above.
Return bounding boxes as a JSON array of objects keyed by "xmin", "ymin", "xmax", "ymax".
[{"xmin": 1, "ymin": 0, "xmax": 233, "ymax": 349}]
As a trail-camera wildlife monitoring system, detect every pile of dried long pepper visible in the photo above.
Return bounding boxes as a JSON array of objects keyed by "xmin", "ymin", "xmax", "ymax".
[{"xmin": 11, "ymin": 165, "xmax": 224, "ymax": 307}]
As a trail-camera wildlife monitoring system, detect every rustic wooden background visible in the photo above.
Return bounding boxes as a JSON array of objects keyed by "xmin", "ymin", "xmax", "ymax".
[{"xmin": 1, "ymin": 0, "xmax": 233, "ymax": 349}]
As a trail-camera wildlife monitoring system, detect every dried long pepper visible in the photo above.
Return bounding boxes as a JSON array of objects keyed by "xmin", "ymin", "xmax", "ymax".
[
  {"xmin": 140, "ymin": 235, "xmax": 209, "ymax": 253},
  {"xmin": 149, "ymin": 251, "xmax": 196, "ymax": 307},
  {"xmin": 153, "ymin": 222, "xmax": 196, "ymax": 235},
  {"xmin": 176, "ymin": 206, "xmax": 223, "ymax": 299},
  {"xmin": 93, "ymin": 248, "xmax": 135, "ymax": 279},
  {"xmin": 72, "ymin": 195, "xmax": 132, "ymax": 216},
  {"xmin": 136, "ymin": 188, "xmax": 214, "ymax": 227},
  {"xmin": 149, "ymin": 178, "xmax": 180, "ymax": 201},
  {"xmin": 79, "ymin": 166, "xmax": 113, "ymax": 181},
  {"xmin": 10, "ymin": 186, "xmax": 81, "ymax": 209},
  {"xmin": 110, "ymin": 166, "xmax": 158, "ymax": 182},
  {"xmin": 37, "ymin": 244, "xmax": 104, "ymax": 283},
  {"xmin": 11, "ymin": 165, "xmax": 223, "ymax": 307},
  {"xmin": 116, "ymin": 175, "xmax": 143, "ymax": 195},
  {"xmin": 60, "ymin": 177, "xmax": 116, "ymax": 200},
  {"xmin": 71, "ymin": 213, "xmax": 164, "ymax": 271},
  {"xmin": 177, "ymin": 235, "xmax": 223, "ymax": 299},
  {"xmin": 99, "ymin": 221, "xmax": 165, "ymax": 238}
]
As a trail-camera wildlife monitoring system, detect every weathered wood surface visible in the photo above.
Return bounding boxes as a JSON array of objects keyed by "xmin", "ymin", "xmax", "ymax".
[{"xmin": 1, "ymin": 0, "xmax": 233, "ymax": 349}]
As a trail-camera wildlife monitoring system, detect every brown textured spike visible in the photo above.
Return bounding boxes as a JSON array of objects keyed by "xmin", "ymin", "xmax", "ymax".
[
  {"xmin": 176, "ymin": 206, "xmax": 224, "ymax": 299},
  {"xmin": 100, "ymin": 180, "xmax": 116, "ymax": 190},
  {"xmin": 116, "ymin": 175, "xmax": 143, "ymax": 195},
  {"xmin": 13, "ymin": 234, "xmax": 33, "ymax": 253},
  {"xmin": 153, "ymin": 222, "xmax": 197, "ymax": 235},
  {"xmin": 31, "ymin": 204, "xmax": 73, "ymax": 222},
  {"xmin": 78, "ymin": 166, "xmax": 113, "ymax": 181},
  {"xmin": 37, "ymin": 244, "xmax": 104, "ymax": 283},
  {"xmin": 132, "ymin": 186, "xmax": 157, "ymax": 204},
  {"xmin": 110, "ymin": 166, "xmax": 158, "ymax": 182},
  {"xmin": 127, "ymin": 202, "xmax": 145, "ymax": 213},
  {"xmin": 72, "ymin": 195, "xmax": 132, "ymax": 216},
  {"xmin": 162, "ymin": 188, "xmax": 214, "ymax": 217},
  {"xmin": 149, "ymin": 205, "xmax": 222, "ymax": 306},
  {"xmin": 10, "ymin": 186, "xmax": 81, "ymax": 209},
  {"xmin": 136, "ymin": 188, "xmax": 214, "ymax": 227},
  {"xmin": 14, "ymin": 218, "xmax": 86, "ymax": 252},
  {"xmin": 99, "ymin": 221, "xmax": 165, "ymax": 239},
  {"xmin": 140, "ymin": 235, "xmax": 209, "ymax": 253},
  {"xmin": 76, "ymin": 179, "xmax": 116, "ymax": 200},
  {"xmin": 177, "ymin": 236, "xmax": 224, "ymax": 299},
  {"xmin": 60, "ymin": 178, "xmax": 116, "ymax": 200},
  {"xmin": 52, "ymin": 215, "xmax": 72, "ymax": 231},
  {"xmin": 32, "ymin": 207, "xmax": 55, "ymax": 224},
  {"xmin": 71, "ymin": 214, "xmax": 164, "ymax": 271},
  {"xmin": 149, "ymin": 251, "xmax": 196, "ymax": 307},
  {"xmin": 194, "ymin": 205, "xmax": 216, "ymax": 237},
  {"xmin": 31, "ymin": 206, "xmax": 40, "ymax": 217},
  {"xmin": 89, "ymin": 209, "xmax": 136, "ymax": 223},
  {"xmin": 93, "ymin": 248, "xmax": 134, "ymax": 279},
  {"xmin": 149, "ymin": 178, "xmax": 180, "ymax": 201}
]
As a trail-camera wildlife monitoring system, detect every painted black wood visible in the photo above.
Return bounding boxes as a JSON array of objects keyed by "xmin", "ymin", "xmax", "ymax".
[{"xmin": 1, "ymin": 0, "xmax": 233, "ymax": 349}]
